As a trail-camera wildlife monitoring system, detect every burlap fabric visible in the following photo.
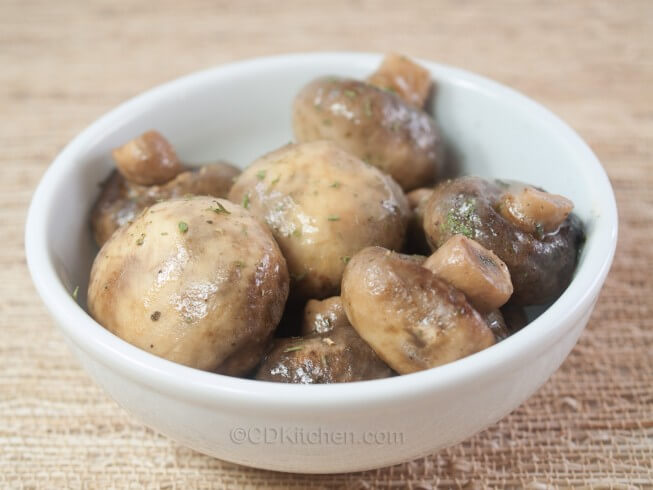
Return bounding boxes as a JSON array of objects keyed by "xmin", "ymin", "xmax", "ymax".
[{"xmin": 1, "ymin": 1, "xmax": 651, "ymax": 487}]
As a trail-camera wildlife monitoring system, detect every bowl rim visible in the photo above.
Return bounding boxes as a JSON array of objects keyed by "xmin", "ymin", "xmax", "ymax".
[{"xmin": 24, "ymin": 52, "xmax": 618, "ymax": 410}]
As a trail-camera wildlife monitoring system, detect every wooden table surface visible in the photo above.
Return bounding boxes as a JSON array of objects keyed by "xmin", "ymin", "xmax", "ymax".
[{"xmin": 2, "ymin": 1, "xmax": 652, "ymax": 487}]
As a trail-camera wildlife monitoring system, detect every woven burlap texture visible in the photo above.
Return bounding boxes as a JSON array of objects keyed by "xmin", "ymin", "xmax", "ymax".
[{"xmin": 1, "ymin": 0, "xmax": 651, "ymax": 488}]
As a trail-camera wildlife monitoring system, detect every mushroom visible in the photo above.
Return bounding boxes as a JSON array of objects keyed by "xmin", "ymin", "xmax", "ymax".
[
  {"xmin": 87, "ymin": 196, "xmax": 289, "ymax": 374},
  {"xmin": 497, "ymin": 182, "xmax": 574, "ymax": 234},
  {"xmin": 112, "ymin": 130, "xmax": 185, "ymax": 185},
  {"xmin": 422, "ymin": 176, "xmax": 584, "ymax": 305},
  {"xmin": 300, "ymin": 296, "xmax": 350, "ymax": 336},
  {"xmin": 91, "ymin": 162, "xmax": 241, "ymax": 246},
  {"xmin": 228, "ymin": 141, "xmax": 411, "ymax": 299},
  {"xmin": 483, "ymin": 309, "xmax": 511, "ymax": 341},
  {"xmin": 292, "ymin": 77, "xmax": 442, "ymax": 191},
  {"xmin": 367, "ymin": 53, "xmax": 432, "ymax": 108},
  {"xmin": 422, "ymin": 234, "xmax": 513, "ymax": 312},
  {"xmin": 255, "ymin": 324, "xmax": 394, "ymax": 384},
  {"xmin": 341, "ymin": 246, "xmax": 495, "ymax": 374}
]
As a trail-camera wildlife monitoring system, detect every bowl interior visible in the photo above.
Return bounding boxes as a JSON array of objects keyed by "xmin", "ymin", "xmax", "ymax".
[{"xmin": 30, "ymin": 54, "xmax": 615, "ymax": 394}]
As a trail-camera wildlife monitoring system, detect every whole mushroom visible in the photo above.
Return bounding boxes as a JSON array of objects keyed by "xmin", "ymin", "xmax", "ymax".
[
  {"xmin": 292, "ymin": 77, "xmax": 442, "ymax": 191},
  {"xmin": 87, "ymin": 196, "xmax": 289, "ymax": 374},
  {"xmin": 341, "ymin": 246, "xmax": 495, "ymax": 374},
  {"xmin": 112, "ymin": 130, "xmax": 185, "ymax": 186},
  {"xmin": 91, "ymin": 162, "xmax": 241, "ymax": 246},
  {"xmin": 255, "ymin": 324, "xmax": 394, "ymax": 384},
  {"xmin": 228, "ymin": 141, "xmax": 411, "ymax": 299},
  {"xmin": 422, "ymin": 176, "xmax": 584, "ymax": 305}
]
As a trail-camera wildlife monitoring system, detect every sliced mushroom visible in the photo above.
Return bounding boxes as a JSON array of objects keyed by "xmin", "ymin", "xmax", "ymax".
[
  {"xmin": 422, "ymin": 234, "xmax": 513, "ymax": 312},
  {"xmin": 112, "ymin": 130, "xmax": 185, "ymax": 185},
  {"xmin": 367, "ymin": 53, "xmax": 432, "ymax": 108},
  {"xmin": 341, "ymin": 246, "xmax": 495, "ymax": 374}
]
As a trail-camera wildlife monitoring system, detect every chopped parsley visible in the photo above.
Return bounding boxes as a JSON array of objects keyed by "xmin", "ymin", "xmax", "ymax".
[
  {"xmin": 178, "ymin": 221, "xmax": 188, "ymax": 233},
  {"xmin": 209, "ymin": 201, "xmax": 231, "ymax": 214},
  {"xmin": 344, "ymin": 89, "xmax": 357, "ymax": 98},
  {"xmin": 327, "ymin": 215, "xmax": 340, "ymax": 221},
  {"xmin": 242, "ymin": 193, "xmax": 250, "ymax": 209},
  {"xmin": 72, "ymin": 285, "xmax": 79, "ymax": 301},
  {"xmin": 283, "ymin": 345, "xmax": 304, "ymax": 353},
  {"xmin": 136, "ymin": 233, "xmax": 145, "ymax": 246},
  {"xmin": 330, "ymin": 181, "xmax": 341, "ymax": 188},
  {"xmin": 341, "ymin": 256, "xmax": 351, "ymax": 264},
  {"xmin": 256, "ymin": 170, "xmax": 267, "ymax": 180},
  {"xmin": 364, "ymin": 99, "xmax": 373, "ymax": 117}
]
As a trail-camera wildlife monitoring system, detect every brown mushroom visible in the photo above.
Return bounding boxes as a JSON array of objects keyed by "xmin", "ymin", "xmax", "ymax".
[
  {"xmin": 112, "ymin": 130, "xmax": 185, "ymax": 185},
  {"xmin": 341, "ymin": 246, "xmax": 495, "ymax": 374},
  {"xmin": 422, "ymin": 234, "xmax": 513, "ymax": 312}
]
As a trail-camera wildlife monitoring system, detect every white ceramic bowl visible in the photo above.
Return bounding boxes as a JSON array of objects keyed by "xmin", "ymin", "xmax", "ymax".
[{"xmin": 25, "ymin": 53, "xmax": 617, "ymax": 474}]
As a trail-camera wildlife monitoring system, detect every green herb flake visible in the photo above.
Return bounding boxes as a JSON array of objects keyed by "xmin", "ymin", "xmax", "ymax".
[
  {"xmin": 271, "ymin": 175, "xmax": 280, "ymax": 185},
  {"xmin": 327, "ymin": 215, "xmax": 340, "ymax": 222},
  {"xmin": 322, "ymin": 119, "xmax": 332, "ymax": 126},
  {"xmin": 292, "ymin": 228, "xmax": 302, "ymax": 238},
  {"xmin": 242, "ymin": 193, "xmax": 250, "ymax": 209},
  {"xmin": 72, "ymin": 285, "xmax": 79, "ymax": 301},
  {"xmin": 178, "ymin": 221, "xmax": 189, "ymax": 233},
  {"xmin": 209, "ymin": 201, "xmax": 231, "ymax": 215},
  {"xmin": 341, "ymin": 256, "xmax": 351, "ymax": 264},
  {"xmin": 330, "ymin": 181, "xmax": 341, "ymax": 188},
  {"xmin": 136, "ymin": 233, "xmax": 145, "ymax": 246},
  {"xmin": 283, "ymin": 345, "xmax": 304, "ymax": 353},
  {"xmin": 364, "ymin": 99, "xmax": 373, "ymax": 117},
  {"xmin": 439, "ymin": 198, "xmax": 478, "ymax": 238},
  {"xmin": 344, "ymin": 89, "xmax": 357, "ymax": 98},
  {"xmin": 256, "ymin": 170, "xmax": 267, "ymax": 180},
  {"xmin": 234, "ymin": 260, "xmax": 245, "ymax": 269}
]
